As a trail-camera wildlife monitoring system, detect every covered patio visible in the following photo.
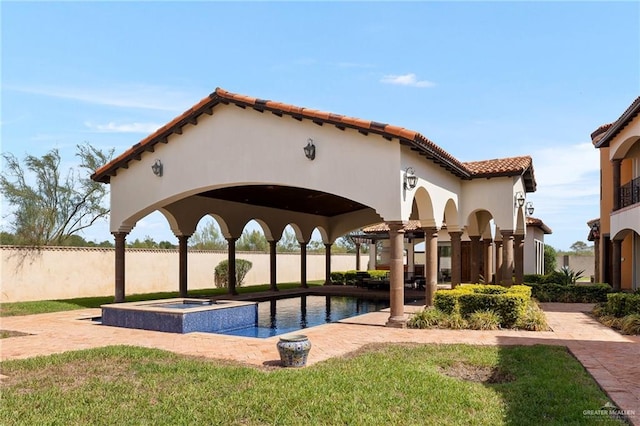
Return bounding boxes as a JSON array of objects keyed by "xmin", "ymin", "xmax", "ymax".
[{"xmin": 92, "ymin": 87, "xmax": 537, "ymax": 327}]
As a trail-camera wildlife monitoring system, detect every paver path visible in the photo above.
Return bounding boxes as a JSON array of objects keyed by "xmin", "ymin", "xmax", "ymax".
[{"xmin": 1, "ymin": 302, "xmax": 638, "ymax": 424}]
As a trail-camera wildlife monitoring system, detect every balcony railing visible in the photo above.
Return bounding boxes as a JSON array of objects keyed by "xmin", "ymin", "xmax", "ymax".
[{"xmin": 619, "ymin": 176, "xmax": 640, "ymax": 209}]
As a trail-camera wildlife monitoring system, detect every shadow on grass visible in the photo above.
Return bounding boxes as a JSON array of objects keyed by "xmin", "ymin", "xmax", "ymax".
[{"xmin": 494, "ymin": 337, "xmax": 638, "ymax": 425}]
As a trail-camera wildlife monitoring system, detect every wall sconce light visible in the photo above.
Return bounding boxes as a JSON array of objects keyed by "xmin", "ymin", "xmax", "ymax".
[
  {"xmin": 514, "ymin": 191, "xmax": 525, "ymax": 208},
  {"xmin": 303, "ymin": 138, "xmax": 316, "ymax": 160},
  {"xmin": 591, "ymin": 223, "xmax": 600, "ymax": 239},
  {"xmin": 404, "ymin": 167, "xmax": 417, "ymax": 190},
  {"xmin": 526, "ymin": 201, "xmax": 534, "ymax": 216},
  {"xmin": 151, "ymin": 159, "xmax": 163, "ymax": 177}
]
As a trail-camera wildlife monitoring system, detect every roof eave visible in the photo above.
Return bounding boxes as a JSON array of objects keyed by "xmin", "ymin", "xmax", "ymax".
[{"xmin": 594, "ymin": 97, "xmax": 640, "ymax": 148}]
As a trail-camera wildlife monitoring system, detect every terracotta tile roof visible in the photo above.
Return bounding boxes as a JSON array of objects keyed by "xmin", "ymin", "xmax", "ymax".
[
  {"xmin": 593, "ymin": 96, "xmax": 640, "ymax": 148},
  {"xmin": 463, "ymin": 156, "xmax": 536, "ymax": 191},
  {"xmin": 362, "ymin": 220, "xmax": 423, "ymax": 233},
  {"xmin": 91, "ymin": 87, "xmax": 535, "ymax": 193},
  {"xmin": 590, "ymin": 122, "xmax": 613, "ymax": 144},
  {"xmin": 526, "ymin": 216, "xmax": 552, "ymax": 234}
]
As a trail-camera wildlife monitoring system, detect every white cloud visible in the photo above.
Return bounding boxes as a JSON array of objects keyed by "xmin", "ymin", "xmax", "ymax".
[
  {"xmin": 380, "ymin": 73, "xmax": 435, "ymax": 88},
  {"xmin": 527, "ymin": 142, "xmax": 600, "ymax": 250},
  {"xmin": 8, "ymin": 84, "xmax": 196, "ymax": 112},
  {"xmin": 84, "ymin": 121, "xmax": 162, "ymax": 134}
]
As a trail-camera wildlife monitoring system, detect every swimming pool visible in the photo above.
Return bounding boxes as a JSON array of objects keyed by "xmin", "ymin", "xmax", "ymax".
[{"xmin": 221, "ymin": 295, "xmax": 390, "ymax": 338}]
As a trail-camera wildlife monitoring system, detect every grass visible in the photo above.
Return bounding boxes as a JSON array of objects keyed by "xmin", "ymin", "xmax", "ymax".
[
  {"xmin": 0, "ymin": 344, "xmax": 622, "ymax": 425},
  {"xmin": 0, "ymin": 282, "xmax": 323, "ymax": 317}
]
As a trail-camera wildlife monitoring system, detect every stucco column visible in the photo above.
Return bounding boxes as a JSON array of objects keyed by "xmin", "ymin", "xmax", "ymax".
[
  {"xmin": 355, "ymin": 242, "xmax": 361, "ymax": 271},
  {"xmin": 469, "ymin": 235, "xmax": 481, "ymax": 284},
  {"xmin": 593, "ymin": 237, "xmax": 600, "ymax": 283},
  {"xmin": 386, "ymin": 222, "xmax": 406, "ymax": 328},
  {"xmin": 501, "ymin": 231, "xmax": 514, "ymax": 286},
  {"xmin": 269, "ymin": 240, "xmax": 278, "ymax": 292},
  {"xmin": 300, "ymin": 242, "xmax": 308, "ymax": 288},
  {"xmin": 613, "ymin": 159, "xmax": 622, "ymax": 211},
  {"xmin": 449, "ymin": 231, "xmax": 463, "ymax": 288},
  {"xmin": 113, "ymin": 232, "xmax": 127, "ymax": 303},
  {"xmin": 226, "ymin": 237, "xmax": 238, "ymax": 295},
  {"xmin": 368, "ymin": 242, "xmax": 377, "ymax": 270},
  {"xmin": 612, "ymin": 239, "xmax": 622, "ymax": 291},
  {"xmin": 514, "ymin": 234, "xmax": 524, "ymax": 285},
  {"xmin": 483, "ymin": 238, "xmax": 493, "ymax": 284},
  {"xmin": 178, "ymin": 235, "xmax": 190, "ymax": 297},
  {"xmin": 423, "ymin": 227, "xmax": 438, "ymax": 307},
  {"xmin": 324, "ymin": 243, "xmax": 332, "ymax": 285},
  {"xmin": 494, "ymin": 239, "xmax": 503, "ymax": 285}
]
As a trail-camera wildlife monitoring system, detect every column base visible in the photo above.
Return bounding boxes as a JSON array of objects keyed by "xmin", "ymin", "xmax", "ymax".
[{"xmin": 385, "ymin": 316, "xmax": 407, "ymax": 328}]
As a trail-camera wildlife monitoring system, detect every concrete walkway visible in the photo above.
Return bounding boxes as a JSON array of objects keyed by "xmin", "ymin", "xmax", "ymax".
[{"xmin": 1, "ymin": 300, "xmax": 638, "ymax": 424}]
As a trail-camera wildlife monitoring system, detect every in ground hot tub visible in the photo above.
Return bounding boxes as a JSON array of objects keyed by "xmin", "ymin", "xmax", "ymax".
[{"xmin": 101, "ymin": 298, "xmax": 258, "ymax": 334}]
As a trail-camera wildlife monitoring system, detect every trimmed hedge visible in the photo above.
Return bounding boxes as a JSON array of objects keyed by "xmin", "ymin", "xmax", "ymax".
[
  {"xmin": 434, "ymin": 285, "xmax": 531, "ymax": 328},
  {"xmin": 528, "ymin": 282, "xmax": 611, "ymax": 303},
  {"xmin": 330, "ymin": 270, "xmax": 388, "ymax": 285}
]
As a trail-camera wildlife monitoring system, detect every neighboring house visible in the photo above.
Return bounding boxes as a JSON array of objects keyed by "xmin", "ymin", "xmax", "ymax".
[{"xmin": 591, "ymin": 97, "xmax": 640, "ymax": 291}]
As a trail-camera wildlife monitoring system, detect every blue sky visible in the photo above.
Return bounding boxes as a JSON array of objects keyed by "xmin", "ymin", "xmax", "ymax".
[{"xmin": 2, "ymin": 1, "xmax": 639, "ymax": 250}]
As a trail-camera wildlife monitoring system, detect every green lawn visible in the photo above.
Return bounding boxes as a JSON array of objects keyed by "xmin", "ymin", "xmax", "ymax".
[
  {"xmin": 0, "ymin": 344, "xmax": 623, "ymax": 425},
  {"xmin": 0, "ymin": 282, "xmax": 323, "ymax": 317}
]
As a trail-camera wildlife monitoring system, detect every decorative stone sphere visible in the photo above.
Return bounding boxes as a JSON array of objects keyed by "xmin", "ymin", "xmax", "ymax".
[{"xmin": 277, "ymin": 334, "xmax": 312, "ymax": 367}]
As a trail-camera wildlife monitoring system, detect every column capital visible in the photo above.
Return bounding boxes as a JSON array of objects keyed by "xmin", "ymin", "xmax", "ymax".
[{"xmin": 386, "ymin": 221, "xmax": 406, "ymax": 233}]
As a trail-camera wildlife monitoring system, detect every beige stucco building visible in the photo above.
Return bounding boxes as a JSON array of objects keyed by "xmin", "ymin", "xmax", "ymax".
[
  {"xmin": 92, "ymin": 87, "xmax": 539, "ymax": 327},
  {"xmin": 591, "ymin": 96, "xmax": 640, "ymax": 290}
]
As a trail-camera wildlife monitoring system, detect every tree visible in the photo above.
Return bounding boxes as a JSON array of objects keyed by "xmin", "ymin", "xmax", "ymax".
[
  {"xmin": 569, "ymin": 240, "xmax": 591, "ymax": 253},
  {"xmin": 236, "ymin": 229, "xmax": 268, "ymax": 252},
  {"xmin": 190, "ymin": 221, "xmax": 227, "ymax": 250},
  {"xmin": 277, "ymin": 228, "xmax": 301, "ymax": 253},
  {"xmin": 544, "ymin": 244, "xmax": 557, "ymax": 274},
  {"xmin": 0, "ymin": 144, "xmax": 113, "ymax": 246}
]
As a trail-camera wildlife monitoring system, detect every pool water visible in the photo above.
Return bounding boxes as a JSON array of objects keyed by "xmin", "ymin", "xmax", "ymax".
[{"xmin": 221, "ymin": 295, "xmax": 389, "ymax": 338}]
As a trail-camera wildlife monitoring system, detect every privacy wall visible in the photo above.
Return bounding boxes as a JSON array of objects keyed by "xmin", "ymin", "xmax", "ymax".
[{"xmin": 1, "ymin": 247, "xmax": 364, "ymax": 303}]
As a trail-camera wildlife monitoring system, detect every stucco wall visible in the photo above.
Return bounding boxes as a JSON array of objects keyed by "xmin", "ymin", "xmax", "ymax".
[
  {"xmin": 0, "ymin": 247, "xmax": 366, "ymax": 303},
  {"xmin": 556, "ymin": 254, "xmax": 595, "ymax": 280}
]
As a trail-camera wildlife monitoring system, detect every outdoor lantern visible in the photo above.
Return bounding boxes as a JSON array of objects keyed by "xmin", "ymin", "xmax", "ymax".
[
  {"xmin": 151, "ymin": 159, "xmax": 163, "ymax": 177},
  {"xmin": 404, "ymin": 167, "xmax": 417, "ymax": 190},
  {"xmin": 591, "ymin": 223, "xmax": 600, "ymax": 239},
  {"xmin": 526, "ymin": 201, "xmax": 534, "ymax": 216},
  {"xmin": 514, "ymin": 191, "xmax": 525, "ymax": 208},
  {"xmin": 303, "ymin": 138, "xmax": 316, "ymax": 160}
]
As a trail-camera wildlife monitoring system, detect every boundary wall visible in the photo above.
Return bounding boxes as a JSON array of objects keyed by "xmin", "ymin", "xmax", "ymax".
[{"xmin": 1, "ymin": 246, "xmax": 365, "ymax": 303}]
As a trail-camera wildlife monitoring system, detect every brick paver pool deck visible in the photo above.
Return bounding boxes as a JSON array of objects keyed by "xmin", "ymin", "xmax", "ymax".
[{"xmin": 1, "ymin": 291, "xmax": 638, "ymax": 424}]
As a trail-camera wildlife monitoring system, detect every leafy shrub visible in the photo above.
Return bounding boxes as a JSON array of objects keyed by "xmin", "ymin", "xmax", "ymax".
[
  {"xmin": 529, "ymin": 283, "xmax": 611, "ymax": 303},
  {"xmin": 407, "ymin": 308, "xmax": 444, "ymax": 329},
  {"xmin": 515, "ymin": 301, "xmax": 550, "ymax": 331},
  {"xmin": 598, "ymin": 314, "xmax": 623, "ymax": 329},
  {"xmin": 368, "ymin": 270, "xmax": 388, "ymax": 279},
  {"xmin": 443, "ymin": 312, "xmax": 468, "ymax": 329},
  {"xmin": 434, "ymin": 285, "xmax": 530, "ymax": 328},
  {"xmin": 214, "ymin": 259, "xmax": 252, "ymax": 288},
  {"xmin": 523, "ymin": 274, "xmax": 544, "ymax": 284},
  {"xmin": 467, "ymin": 310, "xmax": 501, "ymax": 330},
  {"xmin": 620, "ymin": 314, "xmax": 640, "ymax": 335},
  {"xmin": 330, "ymin": 272, "xmax": 345, "ymax": 285},
  {"xmin": 458, "ymin": 293, "xmax": 527, "ymax": 327},
  {"xmin": 344, "ymin": 270, "xmax": 358, "ymax": 285},
  {"xmin": 602, "ymin": 293, "xmax": 640, "ymax": 317},
  {"xmin": 434, "ymin": 289, "xmax": 467, "ymax": 314}
]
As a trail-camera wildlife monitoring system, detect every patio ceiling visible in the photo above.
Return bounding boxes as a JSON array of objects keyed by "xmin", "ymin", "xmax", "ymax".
[{"xmin": 198, "ymin": 185, "xmax": 369, "ymax": 217}]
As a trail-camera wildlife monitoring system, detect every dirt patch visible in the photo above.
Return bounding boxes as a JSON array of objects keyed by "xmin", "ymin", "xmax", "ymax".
[
  {"xmin": 438, "ymin": 362, "xmax": 515, "ymax": 384},
  {"xmin": 0, "ymin": 330, "xmax": 31, "ymax": 339}
]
